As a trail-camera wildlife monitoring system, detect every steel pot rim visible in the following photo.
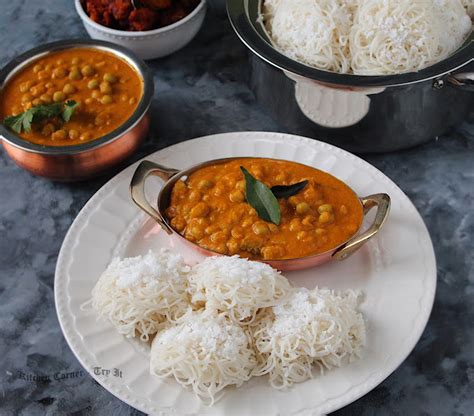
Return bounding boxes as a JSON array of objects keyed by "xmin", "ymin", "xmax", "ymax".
[
  {"xmin": 226, "ymin": 0, "xmax": 474, "ymax": 88},
  {"xmin": 0, "ymin": 38, "xmax": 154, "ymax": 156}
]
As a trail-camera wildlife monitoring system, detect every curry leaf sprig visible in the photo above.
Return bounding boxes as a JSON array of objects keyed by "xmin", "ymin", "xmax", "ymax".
[
  {"xmin": 3, "ymin": 100, "xmax": 78, "ymax": 134},
  {"xmin": 240, "ymin": 166, "xmax": 309, "ymax": 225},
  {"xmin": 61, "ymin": 100, "xmax": 79, "ymax": 122},
  {"xmin": 271, "ymin": 180, "xmax": 308, "ymax": 199},
  {"xmin": 241, "ymin": 167, "xmax": 281, "ymax": 225}
]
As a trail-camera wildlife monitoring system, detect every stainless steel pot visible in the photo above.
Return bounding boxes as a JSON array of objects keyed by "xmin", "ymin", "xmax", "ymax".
[{"xmin": 227, "ymin": 0, "xmax": 474, "ymax": 153}]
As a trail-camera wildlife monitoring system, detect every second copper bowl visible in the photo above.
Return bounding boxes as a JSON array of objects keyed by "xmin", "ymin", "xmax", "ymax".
[{"xmin": 0, "ymin": 39, "xmax": 154, "ymax": 181}]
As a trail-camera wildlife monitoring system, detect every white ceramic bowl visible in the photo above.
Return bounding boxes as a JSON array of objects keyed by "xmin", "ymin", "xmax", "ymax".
[{"xmin": 75, "ymin": 0, "xmax": 206, "ymax": 60}]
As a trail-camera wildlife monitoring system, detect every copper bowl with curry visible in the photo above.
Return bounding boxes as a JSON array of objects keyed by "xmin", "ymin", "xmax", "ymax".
[
  {"xmin": 0, "ymin": 39, "xmax": 153, "ymax": 181},
  {"xmin": 130, "ymin": 157, "xmax": 390, "ymax": 271}
]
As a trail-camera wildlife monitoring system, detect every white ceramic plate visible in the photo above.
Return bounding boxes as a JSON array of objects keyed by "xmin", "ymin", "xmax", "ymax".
[{"xmin": 55, "ymin": 132, "xmax": 436, "ymax": 416}]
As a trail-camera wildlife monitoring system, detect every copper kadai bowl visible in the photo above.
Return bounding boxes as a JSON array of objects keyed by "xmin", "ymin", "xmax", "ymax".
[
  {"xmin": 0, "ymin": 39, "xmax": 154, "ymax": 181},
  {"xmin": 130, "ymin": 158, "xmax": 391, "ymax": 271}
]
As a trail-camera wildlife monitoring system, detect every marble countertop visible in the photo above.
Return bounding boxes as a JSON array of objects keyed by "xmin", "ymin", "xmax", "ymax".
[{"xmin": 0, "ymin": 1, "xmax": 473, "ymax": 415}]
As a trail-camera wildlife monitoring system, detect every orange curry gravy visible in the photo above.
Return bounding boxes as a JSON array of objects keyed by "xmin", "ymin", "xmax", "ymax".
[
  {"xmin": 0, "ymin": 48, "xmax": 143, "ymax": 146},
  {"xmin": 165, "ymin": 158, "xmax": 364, "ymax": 260}
]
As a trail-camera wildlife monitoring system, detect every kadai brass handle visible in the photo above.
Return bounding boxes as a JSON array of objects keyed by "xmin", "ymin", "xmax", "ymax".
[
  {"xmin": 130, "ymin": 160, "xmax": 179, "ymax": 235},
  {"xmin": 332, "ymin": 193, "xmax": 391, "ymax": 261}
]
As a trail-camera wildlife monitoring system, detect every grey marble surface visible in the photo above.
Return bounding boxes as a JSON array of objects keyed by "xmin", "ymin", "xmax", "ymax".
[{"xmin": 0, "ymin": 1, "xmax": 473, "ymax": 415}]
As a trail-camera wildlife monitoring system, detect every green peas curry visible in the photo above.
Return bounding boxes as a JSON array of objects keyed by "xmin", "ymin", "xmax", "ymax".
[
  {"xmin": 0, "ymin": 48, "xmax": 143, "ymax": 145},
  {"xmin": 165, "ymin": 158, "xmax": 364, "ymax": 260}
]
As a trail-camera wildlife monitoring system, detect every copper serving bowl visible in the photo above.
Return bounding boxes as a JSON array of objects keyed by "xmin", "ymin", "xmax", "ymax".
[
  {"xmin": 130, "ymin": 158, "xmax": 391, "ymax": 271},
  {"xmin": 0, "ymin": 39, "xmax": 153, "ymax": 181}
]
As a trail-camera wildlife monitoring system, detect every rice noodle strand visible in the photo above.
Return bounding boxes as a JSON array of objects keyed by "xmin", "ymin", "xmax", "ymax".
[
  {"xmin": 91, "ymin": 253, "xmax": 366, "ymax": 405},
  {"xmin": 263, "ymin": 0, "xmax": 472, "ymax": 75}
]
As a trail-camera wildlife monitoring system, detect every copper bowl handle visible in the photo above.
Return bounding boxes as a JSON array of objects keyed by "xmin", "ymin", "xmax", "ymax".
[
  {"xmin": 130, "ymin": 160, "xmax": 179, "ymax": 235},
  {"xmin": 332, "ymin": 193, "xmax": 391, "ymax": 261}
]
